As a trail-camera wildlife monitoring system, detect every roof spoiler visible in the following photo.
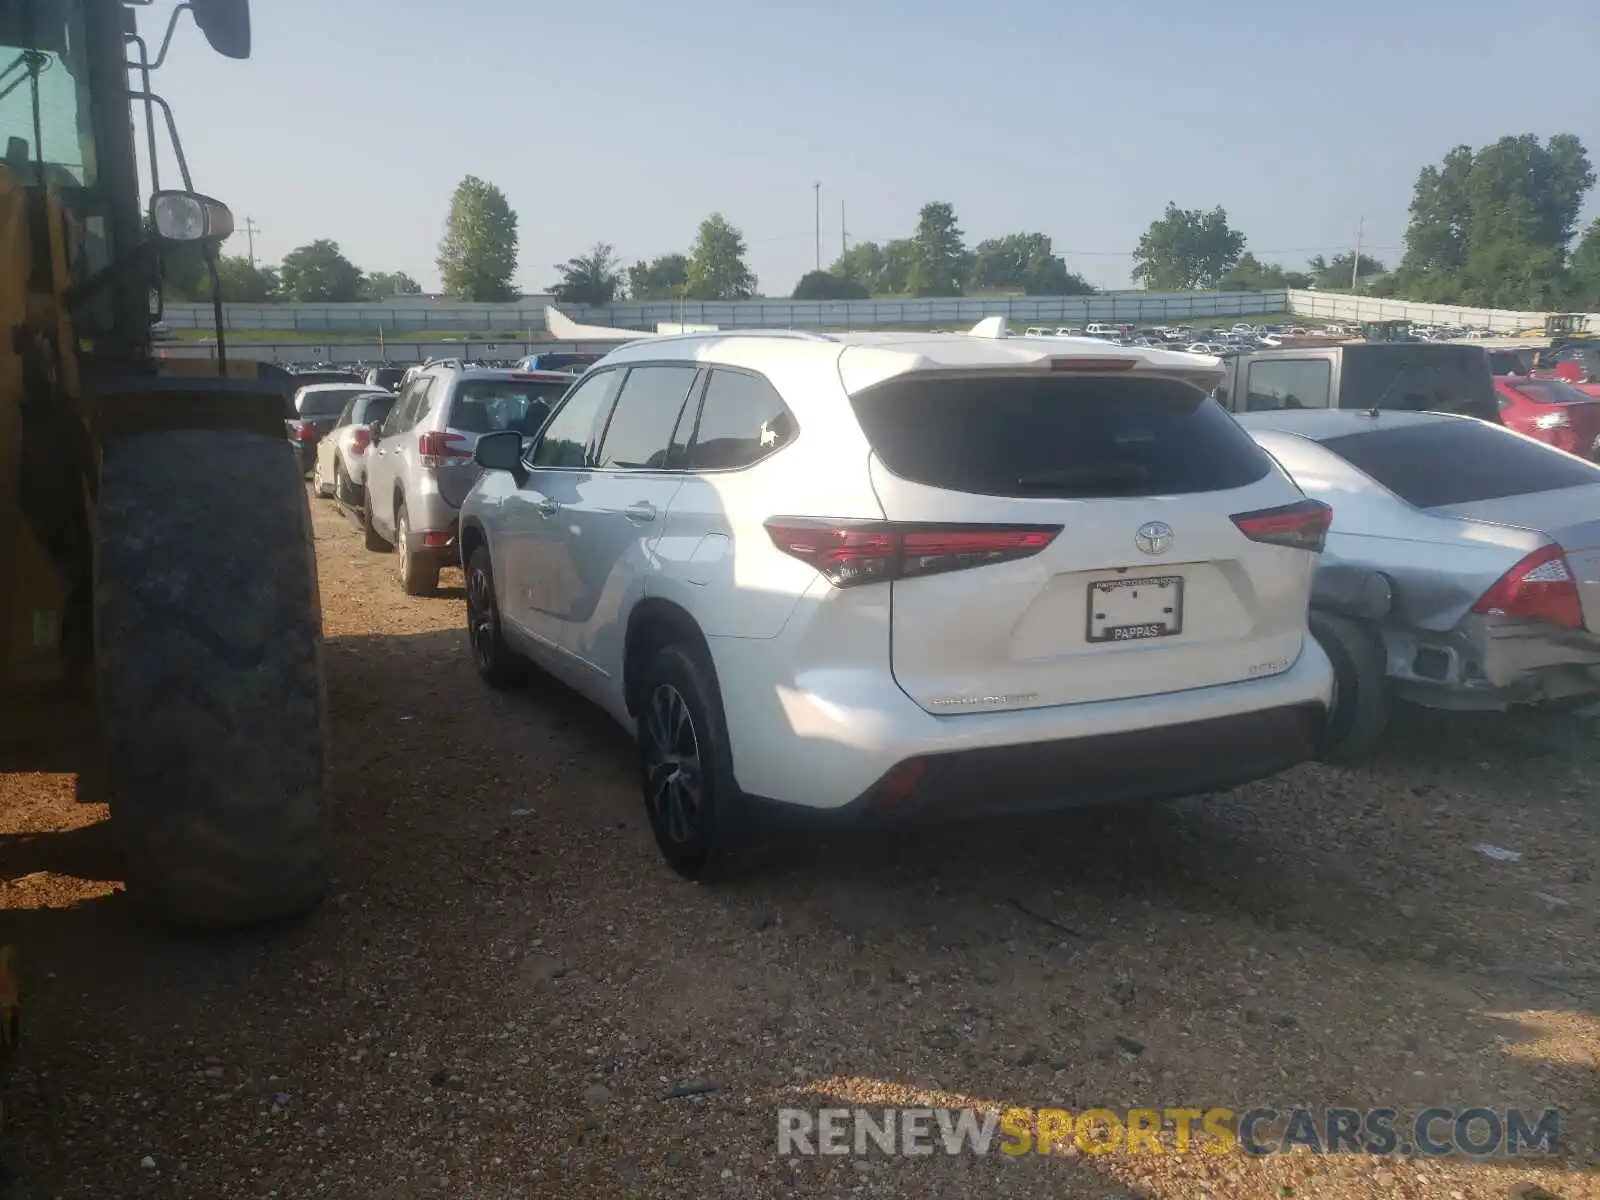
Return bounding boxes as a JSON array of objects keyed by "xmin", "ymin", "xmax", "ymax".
[{"xmin": 544, "ymin": 305, "xmax": 722, "ymax": 342}]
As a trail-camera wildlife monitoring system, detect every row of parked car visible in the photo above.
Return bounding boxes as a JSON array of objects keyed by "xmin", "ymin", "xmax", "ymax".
[{"xmin": 286, "ymin": 326, "xmax": 1600, "ymax": 879}]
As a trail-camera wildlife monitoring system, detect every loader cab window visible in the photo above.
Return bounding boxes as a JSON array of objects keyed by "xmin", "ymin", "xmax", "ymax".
[{"xmin": 0, "ymin": 0, "xmax": 98, "ymax": 186}]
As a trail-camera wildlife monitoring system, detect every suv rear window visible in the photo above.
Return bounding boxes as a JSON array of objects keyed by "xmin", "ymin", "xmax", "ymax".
[
  {"xmin": 298, "ymin": 389, "xmax": 357, "ymax": 417},
  {"xmin": 1321, "ymin": 420, "xmax": 1600, "ymax": 508},
  {"xmin": 1338, "ymin": 347, "xmax": 1497, "ymax": 422},
  {"xmin": 449, "ymin": 378, "xmax": 572, "ymax": 435},
  {"xmin": 849, "ymin": 374, "xmax": 1273, "ymax": 498}
]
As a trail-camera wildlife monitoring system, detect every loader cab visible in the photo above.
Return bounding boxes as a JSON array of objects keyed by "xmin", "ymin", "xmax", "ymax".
[{"xmin": 0, "ymin": 0, "xmax": 249, "ymax": 365}]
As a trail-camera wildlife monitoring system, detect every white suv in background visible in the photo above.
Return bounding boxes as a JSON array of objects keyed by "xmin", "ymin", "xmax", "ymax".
[{"xmin": 459, "ymin": 330, "xmax": 1336, "ymax": 877}]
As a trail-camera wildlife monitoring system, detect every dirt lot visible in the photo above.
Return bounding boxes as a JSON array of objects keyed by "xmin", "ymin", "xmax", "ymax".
[{"xmin": 0, "ymin": 493, "xmax": 1596, "ymax": 1199}]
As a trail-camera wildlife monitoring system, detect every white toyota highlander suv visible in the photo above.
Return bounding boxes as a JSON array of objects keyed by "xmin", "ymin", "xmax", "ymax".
[{"xmin": 459, "ymin": 328, "xmax": 1336, "ymax": 877}]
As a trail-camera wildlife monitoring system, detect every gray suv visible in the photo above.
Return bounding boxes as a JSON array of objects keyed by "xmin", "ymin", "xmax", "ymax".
[{"xmin": 361, "ymin": 363, "xmax": 576, "ymax": 593}]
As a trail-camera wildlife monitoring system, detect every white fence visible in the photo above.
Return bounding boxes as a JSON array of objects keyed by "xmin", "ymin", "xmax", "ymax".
[
  {"xmin": 159, "ymin": 288, "xmax": 1600, "ymax": 340},
  {"xmin": 158, "ymin": 339, "xmax": 602, "ymax": 364},
  {"xmin": 161, "ymin": 290, "xmax": 1289, "ymax": 333},
  {"xmin": 1285, "ymin": 290, "xmax": 1599, "ymax": 333}
]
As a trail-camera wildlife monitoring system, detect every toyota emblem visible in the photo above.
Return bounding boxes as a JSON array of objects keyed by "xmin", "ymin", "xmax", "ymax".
[{"xmin": 1135, "ymin": 521, "xmax": 1173, "ymax": 556}]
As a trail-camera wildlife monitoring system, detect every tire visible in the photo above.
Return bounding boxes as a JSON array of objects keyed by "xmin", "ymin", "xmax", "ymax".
[
  {"xmin": 311, "ymin": 455, "xmax": 331, "ymax": 499},
  {"xmin": 95, "ymin": 430, "xmax": 330, "ymax": 929},
  {"xmin": 362, "ymin": 487, "xmax": 391, "ymax": 552},
  {"xmin": 395, "ymin": 501, "xmax": 438, "ymax": 596},
  {"xmin": 465, "ymin": 548, "xmax": 522, "ymax": 687},
  {"xmin": 1309, "ymin": 609, "xmax": 1388, "ymax": 764},
  {"xmin": 636, "ymin": 642, "xmax": 745, "ymax": 880}
]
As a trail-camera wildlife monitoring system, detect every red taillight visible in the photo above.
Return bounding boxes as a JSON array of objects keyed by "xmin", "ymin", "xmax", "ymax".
[
  {"xmin": 1472, "ymin": 544, "xmax": 1585, "ymax": 630},
  {"xmin": 350, "ymin": 426, "xmax": 372, "ymax": 455},
  {"xmin": 288, "ymin": 420, "xmax": 318, "ymax": 442},
  {"xmin": 1050, "ymin": 357, "xmax": 1135, "ymax": 372},
  {"xmin": 423, "ymin": 531, "xmax": 455, "ymax": 549},
  {"xmin": 418, "ymin": 430, "xmax": 472, "ymax": 470},
  {"xmin": 1231, "ymin": 499, "xmax": 1332, "ymax": 553},
  {"xmin": 763, "ymin": 519, "xmax": 1060, "ymax": 587}
]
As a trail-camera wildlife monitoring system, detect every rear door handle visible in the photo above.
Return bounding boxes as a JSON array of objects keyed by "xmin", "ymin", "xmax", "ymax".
[
  {"xmin": 625, "ymin": 501, "xmax": 657, "ymax": 523},
  {"xmin": 536, "ymin": 498, "xmax": 561, "ymax": 517}
]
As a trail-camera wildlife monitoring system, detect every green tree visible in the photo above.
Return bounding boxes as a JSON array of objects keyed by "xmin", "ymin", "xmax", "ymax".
[
  {"xmin": 791, "ymin": 270, "xmax": 869, "ymax": 300},
  {"xmin": 1217, "ymin": 252, "xmax": 1286, "ymax": 292},
  {"xmin": 907, "ymin": 202, "xmax": 966, "ymax": 296},
  {"xmin": 684, "ymin": 213, "xmax": 756, "ymax": 300},
  {"xmin": 626, "ymin": 253, "xmax": 690, "ymax": 301},
  {"xmin": 1305, "ymin": 252, "xmax": 1388, "ymax": 291},
  {"xmin": 1393, "ymin": 135, "xmax": 1594, "ymax": 307},
  {"xmin": 830, "ymin": 241, "xmax": 888, "ymax": 292},
  {"xmin": 1131, "ymin": 204, "xmax": 1246, "ymax": 291},
  {"xmin": 215, "ymin": 254, "xmax": 281, "ymax": 302},
  {"xmin": 436, "ymin": 175, "xmax": 520, "ymax": 301},
  {"xmin": 278, "ymin": 239, "xmax": 364, "ymax": 302},
  {"xmin": 364, "ymin": 271, "xmax": 421, "ymax": 298},
  {"xmin": 550, "ymin": 242, "xmax": 624, "ymax": 306},
  {"xmin": 1569, "ymin": 217, "xmax": 1600, "ymax": 307},
  {"xmin": 967, "ymin": 232, "xmax": 1094, "ymax": 296},
  {"xmin": 880, "ymin": 239, "xmax": 917, "ymax": 294}
]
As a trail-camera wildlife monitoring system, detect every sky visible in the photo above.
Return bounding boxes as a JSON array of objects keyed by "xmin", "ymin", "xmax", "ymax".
[{"xmin": 140, "ymin": 0, "xmax": 1600, "ymax": 296}]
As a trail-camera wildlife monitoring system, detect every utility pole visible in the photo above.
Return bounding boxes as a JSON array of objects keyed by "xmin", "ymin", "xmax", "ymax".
[
  {"xmin": 840, "ymin": 199, "xmax": 847, "ymax": 259},
  {"xmin": 813, "ymin": 183, "xmax": 822, "ymax": 272},
  {"xmin": 1351, "ymin": 214, "xmax": 1364, "ymax": 292},
  {"xmin": 244, "ymin": 216, "xmax": 259, "ymax": 267}
]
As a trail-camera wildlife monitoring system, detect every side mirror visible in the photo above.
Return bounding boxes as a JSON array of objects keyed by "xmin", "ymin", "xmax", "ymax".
[
  {"xmin": 475, "ymin": 430, "xmax": 524, "ymax": 473},
  {"xmin": 150, "ymin": 191, "xmax": 235, "ymax": 244},
  {"xmin": 191, "ymin": 0, "xmax": 252, "ymax": 59}
]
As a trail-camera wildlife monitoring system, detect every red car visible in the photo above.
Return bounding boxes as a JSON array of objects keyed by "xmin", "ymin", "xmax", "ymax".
[{"xmin": 1494, "ymin": 376, "xmax": 1600, "ymax": 459}]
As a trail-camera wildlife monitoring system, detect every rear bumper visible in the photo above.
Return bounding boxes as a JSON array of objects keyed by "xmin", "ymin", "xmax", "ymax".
[
  {"xmin": 1387, "ymin": 616, "xmax": 1600, "ymax": 710},
  {"xmin": 710, "ymin": 629, "xmax": 1333, "ymax": 813},
  {"xmin": 743, "ymin": 702, "xmax": 1325, "ymax": 829},
  {"xmin": 291, "ymin": 438, "xmax": 317, "ymax": 473}
]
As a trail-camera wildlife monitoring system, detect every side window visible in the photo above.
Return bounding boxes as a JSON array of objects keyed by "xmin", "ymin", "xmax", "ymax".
[
  {"xmin": 1245, "ymin": 359, "xmax": 1332, "ymax": 411},
  {"xmin": 595, "ymin": 365, "xmax": 699, "ymax": 470},
  {"xmin": 529, "ymin": 370, "xmax": 623, "ymax": 469},
  {"xmin": 360, "ymin": 394, "xmax": 396, "ymax": 428},
  {"xmin": 409, "ymin": 378, "xmax": 438, "ymax": 428},
  {"xmin": 379, "ymin": 385, "xmax": 419, "ymax": 437},
  {"xmin": 667, "ymin": 372, "xmax": 707, "ymax": 465},
  {"xmin": 681, "ymin": 369, "xmax": 798, "ymax": 471}
]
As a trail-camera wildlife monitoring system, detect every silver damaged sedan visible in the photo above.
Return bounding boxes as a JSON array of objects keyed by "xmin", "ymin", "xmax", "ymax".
[{"xmin": 1239, "ymin": 408, "xmax": 1600, "ymax": 759}]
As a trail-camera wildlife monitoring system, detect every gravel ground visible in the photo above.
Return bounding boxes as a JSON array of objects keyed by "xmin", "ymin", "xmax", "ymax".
[{"xmin": 0, "ymin": 491, "xmax": 1596, "ymax": 1199}]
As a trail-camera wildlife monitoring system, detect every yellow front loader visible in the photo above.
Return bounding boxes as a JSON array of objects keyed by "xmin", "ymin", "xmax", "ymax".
[{"xmin": 1, "ymin": 1, "xmax": 330, "ymax": 931}]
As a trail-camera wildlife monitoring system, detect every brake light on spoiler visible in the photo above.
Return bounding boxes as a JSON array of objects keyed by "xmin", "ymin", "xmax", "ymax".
[
  {"xmin": 765, "ymin": 519, "xmax": 1061, "ymax": 587},
  {"xmin": 1050, "ymin": 357, "xmax": 1135, "ymax": 372}
]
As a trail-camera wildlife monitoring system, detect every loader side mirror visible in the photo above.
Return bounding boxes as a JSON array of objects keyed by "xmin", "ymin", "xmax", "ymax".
[
  {"xmin": 150, "ymin": 191, "xmax": 235, "ymax": 244},
  {"xmin": 191, "ymin": 0, "xmax": 252, "ymax": 59}
]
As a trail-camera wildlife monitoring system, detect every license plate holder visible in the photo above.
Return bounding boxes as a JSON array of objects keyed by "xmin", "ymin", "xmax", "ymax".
[{"xmin": 1087, "ymin": 575, "xmax": 1184, "ymax": 643}]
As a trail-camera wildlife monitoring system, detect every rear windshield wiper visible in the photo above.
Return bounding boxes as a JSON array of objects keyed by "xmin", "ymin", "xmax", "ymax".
[{"xmin": 1014, "ymin": 464, "xmax": 1149, "ymax": 494}]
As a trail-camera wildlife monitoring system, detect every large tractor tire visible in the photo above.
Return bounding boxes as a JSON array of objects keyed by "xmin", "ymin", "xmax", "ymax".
[{"xmin": 95, "ymin": 430, "xmax": 330, "ymax": 929}]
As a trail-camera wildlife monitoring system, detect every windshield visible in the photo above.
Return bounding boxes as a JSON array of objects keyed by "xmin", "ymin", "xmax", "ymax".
[{"xmin": 0, "ymin": 0, "xmax": 96, "ymax": 184}]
